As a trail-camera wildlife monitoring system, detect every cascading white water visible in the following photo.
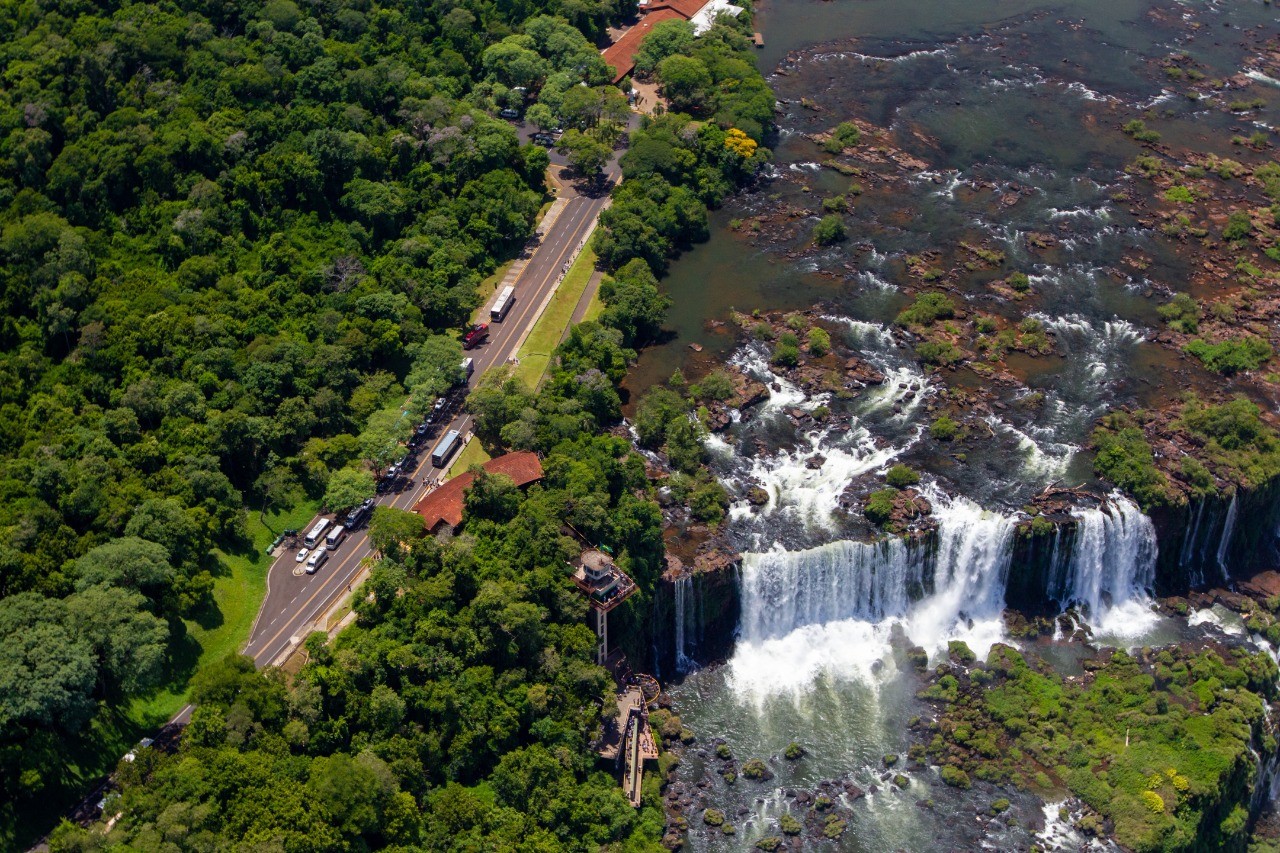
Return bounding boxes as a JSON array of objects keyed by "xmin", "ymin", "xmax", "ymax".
[
  {"xmin": 673, "ymin": 574, "xmax": 697, "ymax": 673},
  {"xmin": 1215, "ymin": 491, "xmax": 1238, "ymax": 578},
  {"xmin": 728, "ymin": 494, "xmax": 1015, "ymax": 696},
  {"xmin": 738, "ymin": 538, "xmax": 919, "ymax": 643},
  {"xmin": 1055, "ymin": 496, "xmax": 1159, "ymax": 636}
]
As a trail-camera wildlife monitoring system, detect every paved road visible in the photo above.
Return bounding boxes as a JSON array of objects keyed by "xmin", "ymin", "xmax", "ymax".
[
  {"xmin": 240, "ymin": 174, "xmax": 615, "ymax": 670},
  {"xmin": 42, "ymin": 125, "xmax": 629, "ymax": 849}
]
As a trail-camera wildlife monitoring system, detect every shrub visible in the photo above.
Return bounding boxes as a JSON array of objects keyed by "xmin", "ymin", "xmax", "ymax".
[
  {"xmin": 1184, "ymin": 336, "xmax": 1272, "ymax": 374},
  {"xmin": 807, "ymin": 327, "xmax": 831, "ymax": 357},
  {"xmin": 1091, "ymin": 416, "xmax": 1173, "ymax": 510},
  {"xmin": 1007, "ymin": 271, "xmax": 1031, "ymax": 293},
  {"xmin": 1223, "ymin": 210, "xmax": 1253, "ymax": 241},
  {"xmin": 755, "ymin": 837, "xmax": 783, "ymax": 852},
  {"xmin": 703, "ymin": 808, "xmax": 725, "ymax": 826},
  {"xmin": 930, "ymin": 416, "xmax": 960, "ymax": 441},
  {"xmin": 915, "ymin": 340, "xmax": 964, "ymax": 365},
  {"xmin": 1157, "ymin": 293, "xmax": 1200, "ymax": 334},
  {"xmin": 1122, "ymin": 119, "xmax": 1161, "ymax": 142},
  {"xmin": 886, "ymin": 464, "xmax": 920, "ymax": 488},
  {"xmin": 771, "ymin": 341, "xmax": 800, "ymax": 368},
  {"xmin": 864, "ymin": 489, "xmax": 897, "ymax": 525},
  {"xmin": 814, "ymin": 214, "xmax": 847, "ymax": 245},
  {"xmin": 940, "ymin": 766, "xmax": 971, "ymax": 789},
  {"xmin": 779, "ymin": 814, "xmax": 802, "ymax": 835},
  {"xmin": 784, "ymin": 742, "xmax": 805, "ymax": 760},
  {"xmin": 896, "ymin": 292, "xmax": 955, "ymax": 326},
  {"xmin": 1163, "ymin": 185, "xmax": 1195, "ymax": 203},
  {"xmin": 689, "ymin": 479, "xmax": 729, "ymax": 523},
  {"xmin": 822, "ymin": 194, "xmax": 845, "ymax": 213},
  {"xmin": 716, "ymin": 743, "xmax": 732, "ymax": 760},
  {"xmin": 823, "ymin": 121, "xmax": 861, "ymax": 153},
  {"xmin": 742, "ymin": 758, "xmax": 772, "ymax": 780}
]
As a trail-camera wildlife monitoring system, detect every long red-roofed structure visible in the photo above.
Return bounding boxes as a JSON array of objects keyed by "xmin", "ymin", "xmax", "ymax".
[
  {"xmin": 413, "ymin": 451, "xmax": 544, "ymax": 533},
  {"xmin": 601, "ymin": 8, "xmax": 687, "ymax": 84}
]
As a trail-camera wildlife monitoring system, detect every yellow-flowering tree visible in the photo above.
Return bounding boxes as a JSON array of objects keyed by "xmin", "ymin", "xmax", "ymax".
[{"xmin": 724, "ymin": 127, "xmax": 758, "ymax": 159}]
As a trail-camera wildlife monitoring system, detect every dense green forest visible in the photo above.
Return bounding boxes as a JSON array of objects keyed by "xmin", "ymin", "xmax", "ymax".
[
  {"xmin": 0, "ymin": 0, "xmax": 772, "ymax": 842},
  {"xmin": 49, "ymin": 369, "xmax": 672, "ymax": 849}
]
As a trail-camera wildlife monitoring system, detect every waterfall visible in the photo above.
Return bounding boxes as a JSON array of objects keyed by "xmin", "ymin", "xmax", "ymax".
[
  {"xmin": 728, "ymin": 495, "xmax": 1015, "ymax": 694},
  {"xmin": 1180, "ymin": 498, "xmax": 1208, "ymax": 581},
  {"xmin": 1055, "ymin": 496, "xmax": 1158, "ymax": 634},
  {"xmin": 1214, "ymin": 491, "xmax": 1238, "ymax": 579},
  {"xmin": 673, "ymin": 574, "xmax": 698, "ymax": 673},
  {"xmin": 739, "ymin": 538, "xmax": 918, "ymax": 643}
]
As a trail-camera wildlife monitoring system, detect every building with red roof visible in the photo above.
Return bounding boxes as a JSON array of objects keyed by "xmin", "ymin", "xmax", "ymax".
[
  {"xmin": 602, "ymin": 8, "xmax": 687, "ymax": 84},
  {"xmin": 413, "ymin": 451, "xmax": 544, "ymax": 534}
]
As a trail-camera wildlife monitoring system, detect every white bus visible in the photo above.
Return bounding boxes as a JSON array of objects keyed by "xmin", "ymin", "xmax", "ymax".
[
  {"xmin": 303, "ymin": 518, "xmax": 331, "ymax": 548},
  {"xmin": 431, "ymin": 429, "xmax": 462, "ymax": 468},
  {"xmin": 490, "ymin": 285, "xmax": 515, "ymax": 321},
  {"xmin": 325, "ymin": 525, "xmax": 347, "ymax": 551}
]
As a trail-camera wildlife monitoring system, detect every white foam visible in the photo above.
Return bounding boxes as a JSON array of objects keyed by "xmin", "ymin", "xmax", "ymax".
[
  {"xmin": 983, "ymin": 415, "xmax": 1077, "ymax": 482},
  {"xmin": 727, "ymin": 491, "xmax": 1015, "ymax": 698},
  {"xmin": 1245, "ymin": 70, "xmax": 1280, "ymax": 89},
  {"xmin": 1048, "ymin": 205, "xmax": 1111, "ymax": 222},
  {"xmin": 1037, "ymin": 800, "xmax": 1119, "ymax": 852}
]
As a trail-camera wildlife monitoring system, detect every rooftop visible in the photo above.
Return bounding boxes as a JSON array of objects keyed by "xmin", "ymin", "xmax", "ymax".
[
  {"xmin": 413, "ymin": 451, "xmax": 544, "ymax": 532},
  {"xmin": 571, "ymin": 549, "xmax": 637, "ymax": 612},
  {"xmin": 601, "ymin": 8, "xmax": 686, "ymax": 84}
]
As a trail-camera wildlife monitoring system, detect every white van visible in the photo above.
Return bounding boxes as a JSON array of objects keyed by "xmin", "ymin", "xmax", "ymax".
[
  {"xmin": 303, "ymin": 518, "xmax": 331, "ymax": 548},
  {"xmin": 325, "ymin": 524, "xmax": 347, "ymax": 551},
  {"xmin": 305, "ymin": 550, "xmax": 329, "ymax": 574}
]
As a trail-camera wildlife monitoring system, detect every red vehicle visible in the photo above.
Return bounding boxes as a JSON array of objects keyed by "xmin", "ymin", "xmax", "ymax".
[{"xmin": 462, "ymin": 323, "xmax": 489, "ymax": 350}]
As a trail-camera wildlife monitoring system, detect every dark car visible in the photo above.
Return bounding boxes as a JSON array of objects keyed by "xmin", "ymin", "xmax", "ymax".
[
  {"xmin": 531, "ymin": 133, "xmax": 555, "ymax": 147},
  {"xmin": 462, "ymin": 323, "xmax": 489, "ymax": 350}
]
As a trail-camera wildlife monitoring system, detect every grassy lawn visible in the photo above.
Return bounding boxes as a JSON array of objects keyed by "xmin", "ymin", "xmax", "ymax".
[
  {"xmin": 448, "ymin": 436, "xmax": 492, "ymax": 478},
  {"xmin": 581, "ymin": 280, "xmax": 605, "ymax": 323},
  {"xmin": 129, "ymin": 499, "xmax": 320, "ymax": 727},
  {"xmin": 514, "ymin": 243, "xmax": 599, "ymax": 388}
]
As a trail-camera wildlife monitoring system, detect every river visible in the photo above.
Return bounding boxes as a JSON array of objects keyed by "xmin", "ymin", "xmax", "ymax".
[{"xmin": 640, "ymin": 0, "xmax": 1280, "ymax": 848}]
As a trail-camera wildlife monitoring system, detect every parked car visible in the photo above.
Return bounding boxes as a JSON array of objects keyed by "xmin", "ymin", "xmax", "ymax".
[
  {"xmin": 499, "ymin": 108, "xmax": 520, "ymax": 119},
  {"xmin": 295, "ymin": 547, "xmax": 311, "ymax": 563},
  {"xmin": 532, "ymin": 132, "xmax": 555, "ymax": 147}
]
